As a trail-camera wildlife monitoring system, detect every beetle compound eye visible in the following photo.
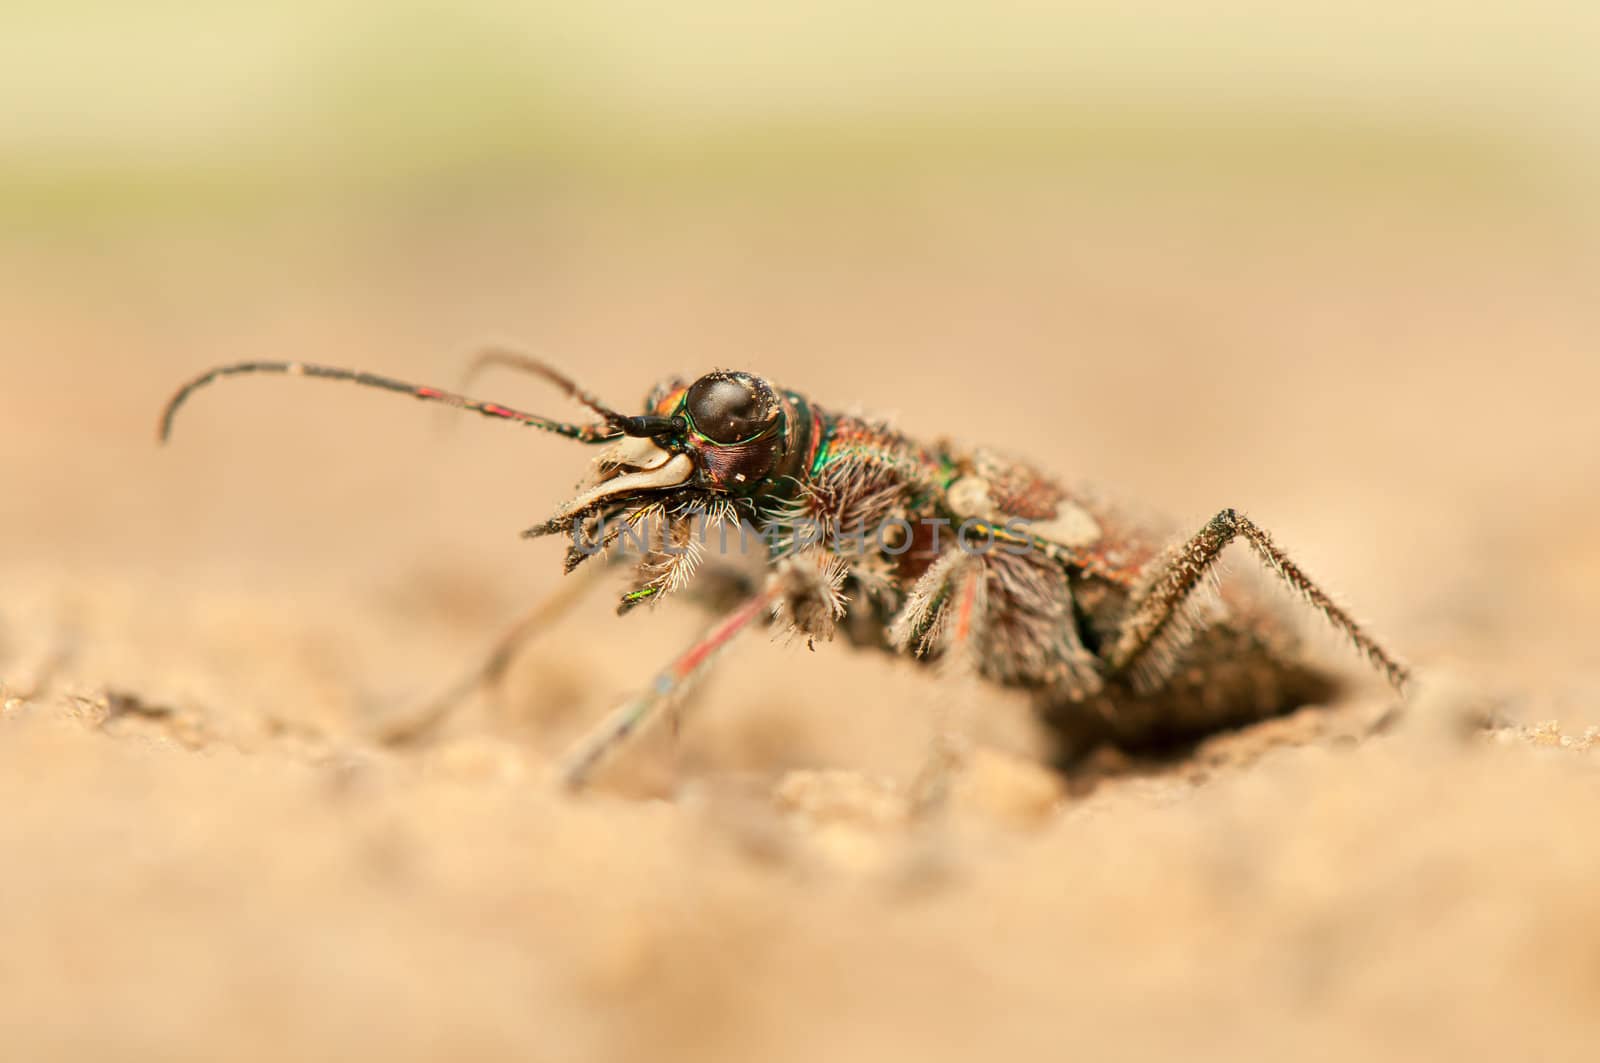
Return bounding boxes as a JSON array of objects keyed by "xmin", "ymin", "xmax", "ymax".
[{"xmin": 685, "ymin": 372, "xmax": 775, "ymax": 444}]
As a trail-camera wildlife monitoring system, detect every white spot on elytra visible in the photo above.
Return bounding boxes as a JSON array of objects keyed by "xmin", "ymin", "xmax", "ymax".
[
  {"xmin": 946, "ymin": 476, "xmax": 995, "ymax": 519},
  {"xmin": 1030, "ymin": 502, "xmax": 1102, "ymax": 547}
]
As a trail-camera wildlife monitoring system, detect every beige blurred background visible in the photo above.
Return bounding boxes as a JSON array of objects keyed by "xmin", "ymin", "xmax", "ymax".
[{"xmin": 2, "ymin": 4, "xmax": 1599, "ymax": 1061}]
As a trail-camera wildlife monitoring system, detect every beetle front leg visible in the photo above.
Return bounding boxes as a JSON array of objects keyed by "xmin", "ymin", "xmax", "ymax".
[
  {"xmin": 559, "ymin": 550, "xmax": 847, "ymax": 790},
  {"xmin": 559, "ymin": 582, "xmax": 782, "ymax": 790},
  {"xmin": 374, "ymin": 560, "xmax": 612, "ymax": 746},
  {"xmin": 1108, "ymin": 508, "xmax": 1410, "ymax": 693}
]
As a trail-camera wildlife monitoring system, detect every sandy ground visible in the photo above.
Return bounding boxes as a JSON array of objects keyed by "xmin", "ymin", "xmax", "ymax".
[{"xmin": 3, "ymin": 180, "xmax": 1599, "ymax": 1061}]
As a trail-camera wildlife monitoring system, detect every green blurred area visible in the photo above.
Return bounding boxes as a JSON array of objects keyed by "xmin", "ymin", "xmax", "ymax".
[{"xmin": 3, "ymin": 2, "xmax": 1595, "ymax": 232}]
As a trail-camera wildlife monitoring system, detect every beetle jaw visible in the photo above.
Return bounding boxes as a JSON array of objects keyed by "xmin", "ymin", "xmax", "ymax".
[{"xmin": 546, "ymin": 439, "xmax": 696, "ymax": 525}]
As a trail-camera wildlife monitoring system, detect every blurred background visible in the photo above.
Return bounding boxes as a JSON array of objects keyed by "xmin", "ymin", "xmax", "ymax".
[{"xmin": 2, "ymin": 3, "xmax": 1598, "ymax": 1061}]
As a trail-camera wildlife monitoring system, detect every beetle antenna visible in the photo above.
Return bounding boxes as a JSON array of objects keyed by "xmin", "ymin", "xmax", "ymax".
[
  {"xmin": 157, "ymin": 361, "xmax": 624, "ymax": 445},
  {"xmin": 462, "ymin": 347, "xmax": 680, "ymax": 438}
]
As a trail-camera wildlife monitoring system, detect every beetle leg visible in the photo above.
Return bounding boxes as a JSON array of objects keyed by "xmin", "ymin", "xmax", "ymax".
[
  {"xmin": 559, "ymin": 581, "xmax": 782, "ymax": 791},
  {"xmin": 1108, "ymin": 507, "xmax": 1410, "ymax": 694},
  {"xmin": 374, "ymin": 560, "xmax": 614, "ymax": 746},
  {"xmin": 903, "ymin": 556, "xmax": 988, "ymax": 814},
  {"xmin": 888, "ymin": 550, "xmax": 976, "ymax": 657}
]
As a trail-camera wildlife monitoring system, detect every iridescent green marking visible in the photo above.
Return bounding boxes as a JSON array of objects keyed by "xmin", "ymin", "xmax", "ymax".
[
  {"xmin": 619, "ymin": 586, "xmax": 661, "ymax": 611},
  {"xmin": 983, "ymin": 522, "xmax": 1115, "ymax": 579},
  {"xmin": 811, "ymin": 435, "xmax": 909, "ymax": 478},
  {"xmin": 809, "ymin": 428, "xmax": 835, "ymax": 478}
]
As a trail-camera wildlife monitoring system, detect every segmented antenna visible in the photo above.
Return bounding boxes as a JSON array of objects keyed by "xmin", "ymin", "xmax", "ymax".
[
  {"xmin": 462, "ymin": 347, "xmax": 683, "ymax": 439},
  {"xmin": 462, "ymin": 347, "xmax": 626, "ymax": 422},
  {"xmin": 157, "ymin": 360, "xmax": 623, "ymax": 445}
]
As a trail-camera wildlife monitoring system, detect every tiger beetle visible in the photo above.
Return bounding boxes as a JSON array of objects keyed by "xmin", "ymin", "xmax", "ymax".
[{"xmin": 159, "ymin": 350, "xmax": 1410, "ymax": 790}]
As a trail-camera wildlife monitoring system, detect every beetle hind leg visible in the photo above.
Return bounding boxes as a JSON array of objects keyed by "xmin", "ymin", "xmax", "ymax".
[{"xmin": 1107, "ymin": 507, "xmax": 1410, "ymax": 695}]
